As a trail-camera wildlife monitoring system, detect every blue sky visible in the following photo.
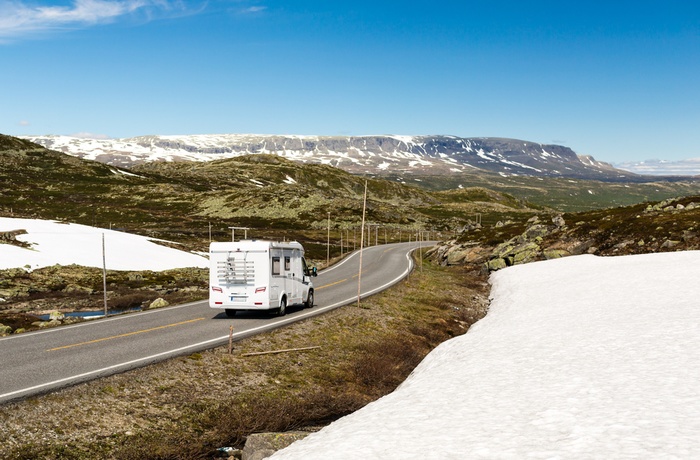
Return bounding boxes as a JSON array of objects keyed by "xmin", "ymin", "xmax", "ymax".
[{"xmin": 1, "ymin": 0, "xmax": 699, "ymax": 163}]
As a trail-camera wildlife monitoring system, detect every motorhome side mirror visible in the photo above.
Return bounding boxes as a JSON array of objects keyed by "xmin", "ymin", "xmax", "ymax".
[{"xmin": 312, "ymin": 267, "xmax": 318, "ymax": 277}]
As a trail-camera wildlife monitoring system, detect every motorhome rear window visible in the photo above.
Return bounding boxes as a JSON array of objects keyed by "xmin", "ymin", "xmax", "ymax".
[
  {"xmin": 272, "ymin": 257, "xmax": 281, "ymax": 275},
  {"xmin": 284, "ymin": 256, "xmax": 291, "ymax": 271}
]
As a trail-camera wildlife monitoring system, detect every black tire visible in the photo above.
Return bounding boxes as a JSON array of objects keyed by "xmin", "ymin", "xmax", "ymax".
[
  {"xmin": 305, "ymin": 290, "xmax": 314, "ymax": 308},
  {"xmin": 278, "ymin": 297, "xmax": 287, "ymax": 316},
  {"xmin": 225, "ymin": 309, "xmax": 237, "ymax": 318}
]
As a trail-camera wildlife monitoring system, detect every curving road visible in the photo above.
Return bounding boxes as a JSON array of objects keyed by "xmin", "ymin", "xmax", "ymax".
[{"xmin": 0, "ymin": 241, "xmax": 432, "ymax": 404}]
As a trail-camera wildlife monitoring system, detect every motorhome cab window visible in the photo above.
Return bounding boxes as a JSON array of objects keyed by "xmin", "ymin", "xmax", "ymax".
[
  {"xmin": 272, "ymin": 257, "xmax": 281, "ymax": 275},
  {"xmin": 284, "ymin": 256, "xmax": 291, "ymax": 271}
]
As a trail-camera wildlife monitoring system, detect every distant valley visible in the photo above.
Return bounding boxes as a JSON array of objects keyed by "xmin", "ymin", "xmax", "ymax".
[{"xmin": 614, "ymin": 158, "xmax": 700, "ymax": 176}]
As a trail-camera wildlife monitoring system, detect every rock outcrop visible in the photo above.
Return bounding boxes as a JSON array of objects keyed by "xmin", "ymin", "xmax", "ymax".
[{"xmin": 431, "ymin": 196, "xmax": 700, "ymax": 272}]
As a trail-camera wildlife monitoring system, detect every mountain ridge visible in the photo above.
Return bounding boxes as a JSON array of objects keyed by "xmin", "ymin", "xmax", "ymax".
[{"xmin": 21, "ymin": 134, "xmax": 634, "ymax": 181}]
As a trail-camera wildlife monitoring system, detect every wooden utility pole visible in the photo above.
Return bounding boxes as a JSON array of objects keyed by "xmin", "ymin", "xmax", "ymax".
[
  {"xmin": 357, "ymin": 180, "xmax": 367, "ymax": 307},
  {"xmin": 326, "ymin": 212, "xmax": 331, "ymax": 266},
  {"xmin": 102, "ymin": 233, "xmax": 108, "ymax": 317},
  {"xmin": 229, "ymin": 226, "xmax": 249, "ymax": 242}
]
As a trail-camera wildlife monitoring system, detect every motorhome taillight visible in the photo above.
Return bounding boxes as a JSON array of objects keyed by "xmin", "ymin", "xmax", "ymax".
[{"xmin": 255, "ymin": 287, "xmax": 266, "ymax": 293}]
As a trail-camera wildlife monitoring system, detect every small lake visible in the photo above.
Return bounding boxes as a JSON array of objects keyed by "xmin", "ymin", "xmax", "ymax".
[{"xmin": 38, "ymin": 307, "xmax": 142, "ymax": 321}]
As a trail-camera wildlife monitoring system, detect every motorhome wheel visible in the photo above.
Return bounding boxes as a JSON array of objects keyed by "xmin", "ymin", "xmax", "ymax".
[{"xmin": 305, "ymin": 290, "xmax": 314, "ymax": 308}]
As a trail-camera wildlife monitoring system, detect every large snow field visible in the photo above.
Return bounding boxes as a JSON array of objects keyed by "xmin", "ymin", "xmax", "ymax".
[
  {"xmin": 0, "ymin": 218, "xmax": 208, "ymax": 271},
  {"xmin": 273, "ymin": 251, "xmax": 700, "ymax": 459}
]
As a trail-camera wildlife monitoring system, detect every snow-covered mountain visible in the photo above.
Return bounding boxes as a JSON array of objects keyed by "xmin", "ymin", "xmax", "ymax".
[{"xmin": 22, "ymin": 134, "xmax": 631, "ymax": 180}]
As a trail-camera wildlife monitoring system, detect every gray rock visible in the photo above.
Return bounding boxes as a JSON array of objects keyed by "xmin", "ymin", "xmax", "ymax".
[
  {"xmin": 149, "ymin": 297, "xmax": 169, "ymax": 309},
  {"xmin": 543, "ymin": 249, "xmax": 569, "ymax": 260},
  {"xmin": 486, "ymin": 258, "xmax": 508, "ymax": 271},
  {"xmin": 493, "ymin": 241, "xmax": 516, "ymax": 259},
  {"xmin": 63, "ymin": 284, "xmax": 94, "ymax": 294},
  {"xmin": 523, "ymin": 224, "xmax": 549, "ymax": 240},
  {"xmin": 242, "ymin": 432, "xmax": 311, "ymax": 460},
  {"xmin": 445, "ymin": 245, "xmax": 488, "ymax": 265},
  {"xmin": 0, "ymin": 287, "xmax": 30, "ymax": 299},
  {"xmin": 511, "ymin": 242, "xmax": 541, "ymax": 264}
]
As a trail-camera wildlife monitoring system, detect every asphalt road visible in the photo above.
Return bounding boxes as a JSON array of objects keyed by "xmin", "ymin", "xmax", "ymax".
[{"xmin": 0, "ymin": 241, "xmax": 433, "ymax": 404}]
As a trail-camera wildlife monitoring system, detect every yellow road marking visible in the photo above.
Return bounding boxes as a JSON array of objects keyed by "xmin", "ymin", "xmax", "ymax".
[
  {"xmin": 48, "ymin": 318, "xmax": 206, "ymax": 352},
  {"xmin": 316, "ymin": 278, "xmax": 348, "ymax": 290}
]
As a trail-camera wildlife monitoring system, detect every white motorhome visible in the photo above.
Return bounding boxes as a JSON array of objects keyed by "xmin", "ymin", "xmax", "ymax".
[{"xmin": 209, "ymin": 240, "xmax": 316, "ymax": 317}]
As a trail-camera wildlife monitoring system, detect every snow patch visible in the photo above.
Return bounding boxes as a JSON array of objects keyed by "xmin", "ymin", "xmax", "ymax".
[
  {"xmin": 273, "ymin": 251, "xmax": 700, "ymax": 459},
  {"xmin": 0, "ymin": 218, "xmax": 208, "ymax": 271}
]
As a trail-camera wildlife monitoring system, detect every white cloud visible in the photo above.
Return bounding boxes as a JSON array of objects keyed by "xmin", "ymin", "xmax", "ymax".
[
  {"xmin": 0, "ymin": 0, "xmax": 192, "ymax": 41},
  {"xmin": 242, "ymin": 6, "xmax": 266, "ymax": 13},
  {"xmin": 18, "ymin": 120, "xmax": 30, "ymax": 126}
]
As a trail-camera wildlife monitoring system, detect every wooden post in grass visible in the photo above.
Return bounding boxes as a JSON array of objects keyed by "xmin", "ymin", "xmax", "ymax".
[{"xmin": 228, "ymin": 325, "xmax": 234, "ymax": 354}]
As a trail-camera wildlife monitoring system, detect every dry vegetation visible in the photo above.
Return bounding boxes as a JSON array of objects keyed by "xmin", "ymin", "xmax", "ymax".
[{"xmin": 0, "ymin": 258, "xmax": 490, "ymax": 460}]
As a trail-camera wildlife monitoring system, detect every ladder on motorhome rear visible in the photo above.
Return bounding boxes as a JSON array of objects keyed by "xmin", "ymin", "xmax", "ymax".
[{"xmin": 216, "ymin": 255, "xmax": 255, "ymax": 285}]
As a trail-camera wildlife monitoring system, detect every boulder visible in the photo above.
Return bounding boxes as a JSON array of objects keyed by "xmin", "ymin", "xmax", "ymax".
[
  {"xmin": 486, "ymin": 258, "xmax": 508, "ymax": 271},
  {"xmin": 0, "ymin": 323, "xmax": 12, "ymax": 335},
  {"xmin": 523, "ymin": 224, "xmax": 550, "ymax": 240},
  {"xmin": 543, "ymin": 249, "xmax": 570, "ymax": 260},
  {"xmin": 493, "ymin": 241, "xmax": 516, "ymax": 259},
  {"xmin": 63, "ymin": 284, "xmax": 93, "ymax": 294},
  {"xmin": 445, "ymin": 245, "xmax": 489, "ymax": 265},
  {"xmin": 444, "ymin": 246, "xmax": 469, "ymax": 265},
  {"xmin": 149, "ymin": 297, "xmax": 169, "ymax": 309},
  {"xmin": 242, "ymin": 432, "xmax": 311, "ymax": 460},
  {"xmin": 0, "ymin": 287, "xmax": 30, "ymax": 299},
  {"xmin": 552, "ymin": 215, "xmax": 566, "ymax": 228},
  {"xmin": 511, "ymin": 241, "xmax": 541, "ymax": 264},
  {"xmin": 661, "ymin": 240, "xmax": 680, "ymax": 248}
]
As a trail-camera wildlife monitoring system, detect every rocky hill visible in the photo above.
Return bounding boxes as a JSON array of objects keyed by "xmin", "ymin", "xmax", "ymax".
[
  {"xmin": 431, "ymin": 195, "xmax": 700, "ymax": 271},
  {"xmin": 22, "ymin": 133, "xmax": 634, "ymax": 180},
  {"xmin": 0, "ymin": 134, "xmax": 537, "ymax": 253}
]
